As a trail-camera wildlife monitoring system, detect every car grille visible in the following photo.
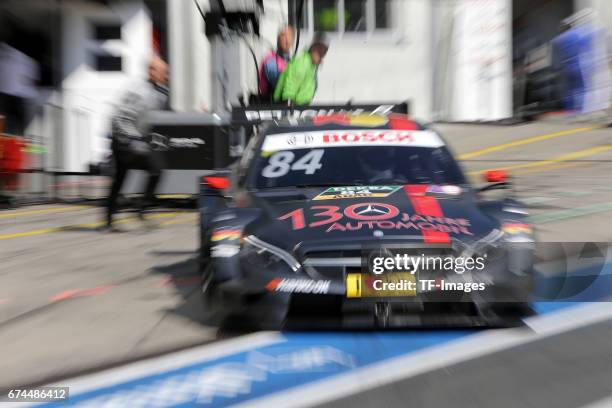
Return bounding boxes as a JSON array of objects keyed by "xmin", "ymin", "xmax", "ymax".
[{"xmin": 301, "ymin": 247, "xmax": 459, "ymax": 280}]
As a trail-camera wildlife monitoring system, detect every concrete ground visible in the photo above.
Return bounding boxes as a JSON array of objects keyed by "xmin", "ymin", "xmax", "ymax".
[
  {"xmin": 0, "ymin": 208, "xmax": 215, "ymax": 389},
  {"xmin": 317, "ymin": 318, "xmax": 612, "ymax": 408},
  {"xmin": 1, "ymin": 121, "xmax": 612, "ymax": 391}
]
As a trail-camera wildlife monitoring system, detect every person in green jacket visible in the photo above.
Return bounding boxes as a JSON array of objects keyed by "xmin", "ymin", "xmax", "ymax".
[{"xmin": 273, "ymin": 33, "xmax": 329, "ymax": 105}]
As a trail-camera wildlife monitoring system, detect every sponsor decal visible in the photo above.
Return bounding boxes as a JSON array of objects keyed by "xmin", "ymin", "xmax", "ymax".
[
  {"xmin": 389, "ymin": 115, "xmax": 419, "ymax": 130},
  {"xmin": 311, "ymin": 114, "xmax": 351, "ymax": 126},
  {"xmin": 266, "ymin": 278, "xmax": 332, "ymax": 294},
  {"xmin": 312, "ymin": 114, "xmax": 390, "ymax": 127},
  {"xmin": 313, "ymin": 186, "xmax": 402, "ymax": 201},
  {"xmin": 442, "ymin": 186, "xmax": 462, "ymax": 195},
  {"xmin": 247, "ymin": 347, "xmax": 355, "ymax": 372},
  {"xmin": 241, "ymin": 104, "xmax": 397, "ymax": 122},
  {"xmin": 211, "ymin": 229, "xmax": 241, "ymax": 242},
  {"xmin": 322, "ymin": 131, "xmax": 415, "ymax": 144},
  {"xmin": 277, "ymin": 204, "xmax": 472, "ymax": 236},
  {"xmin": 211, "ymin": 244, "xmax": 240, "ymax": 258},
  {"xmin": 261, "ymin": 130, "xmax": 444, "ymax": 151},
  {"xmin": 502, "ymin": 222, "xmax": 533, "ymax": 235},
  {"xmin": 348, "ymin": 114, "xmax": 390, "ymax": 127},
  {"xmin": 68, "ymin": 346, "xmax": 355, "ymax": 407},
  {"xmin": 344, "ymin": 203, "xmax": 399, "ymax": 221},
  {"xmin": 169, "ymin": 138, "xmax": 205, "ymax": 148},
  {"xmin": 404, "ymin": 185, "xmax": 452, "ymax": 244},
  {"xmin": 426, "ymin": 185, "xmax": 444, "ymax": 194},
  {"xmin": 149, "ymin": 134, "xmax": 206, "ymax": 150},
  {"xmin": 325, "ymin": 219, "xmax": 471, "ymax": 235},
  {"xmin": 286, "ymin": 133, "xmax": 316, "ymax": 146},
  {"xmin": 426, "ymin": 185, "xmax": 462, "ymax": 196},
  {"xmin": 346, "ymin": 272, "xmax": 417, "ymax": 298}
]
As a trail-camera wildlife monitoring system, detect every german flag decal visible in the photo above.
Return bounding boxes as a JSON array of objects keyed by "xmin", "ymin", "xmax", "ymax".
[{"xmin": 211, "ymin": 229, "xmax": 241, "ymax": 242}]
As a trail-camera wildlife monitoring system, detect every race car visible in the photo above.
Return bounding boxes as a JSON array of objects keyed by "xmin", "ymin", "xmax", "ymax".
[{"xmin": 197, "ymin": 112, "xmax": 535, "ymax": 328}]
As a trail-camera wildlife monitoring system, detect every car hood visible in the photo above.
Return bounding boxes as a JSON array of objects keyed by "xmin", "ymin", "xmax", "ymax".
[{"xmin": 242, "ymin": 185, "xmax": 500, "ymax": 252}]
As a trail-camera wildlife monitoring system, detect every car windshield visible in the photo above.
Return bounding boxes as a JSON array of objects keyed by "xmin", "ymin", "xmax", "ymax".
[{"xmin": 250, "ymin": 129, "xmax": 467, "ymax": 189}]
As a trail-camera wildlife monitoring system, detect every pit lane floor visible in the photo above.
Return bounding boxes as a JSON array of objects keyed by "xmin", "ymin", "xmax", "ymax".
[{"xmin": 1, "ymin": 121, "xmax": 612, "ymax": 401}]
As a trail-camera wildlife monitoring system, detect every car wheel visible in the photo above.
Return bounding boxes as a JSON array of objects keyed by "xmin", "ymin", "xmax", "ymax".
[{"xmin": 200, "ymin": 264, "xmax": 230, "ymax": 325}]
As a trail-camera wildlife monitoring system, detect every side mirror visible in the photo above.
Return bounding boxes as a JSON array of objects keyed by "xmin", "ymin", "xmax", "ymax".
[
  {"xmin": 484, "ymin": 170, "xmax": 508, "ymax": 183},
  {"xmin": 478, "ymin": 170, "xmax": 511, "ymax": 193}
]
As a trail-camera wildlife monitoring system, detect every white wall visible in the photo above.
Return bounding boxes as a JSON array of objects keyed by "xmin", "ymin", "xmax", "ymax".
[
  {"xmin": 450, "ymin": 0, "xmax": 513, "ymax": 121},
  {"xmin": 168, "ymin": 0, "xmax": 212, "ymax": 112},
  {"xmin": 61, "ymin": 1, "xmax": 152, "ymax": 172},
  {"xmin": 576, "ymin": 0, "xmax": 612, "ymax": 27},
  {"xmin": 312, "ymin": 0, "xmax": 434, "ymax": 121}
]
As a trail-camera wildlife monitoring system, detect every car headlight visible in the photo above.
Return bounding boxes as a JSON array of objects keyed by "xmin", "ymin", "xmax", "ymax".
[
  {"xmin": 461, "ymin": 226, "xmax": 534, "ymax": 265},
  {"xmin": 240, "ymin": 235, "xmax": 301, "ymax": 272}
]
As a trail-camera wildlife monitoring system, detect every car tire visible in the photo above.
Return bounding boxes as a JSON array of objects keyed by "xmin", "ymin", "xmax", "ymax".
[{"xmin": 200, "ymin": 264, "xmax": 230, "ymax": 325}]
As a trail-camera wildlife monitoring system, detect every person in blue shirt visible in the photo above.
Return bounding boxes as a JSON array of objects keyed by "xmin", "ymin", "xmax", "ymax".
[{"xmin": 552, "ymin": 21, "xmax": 588, "ymax": 112}]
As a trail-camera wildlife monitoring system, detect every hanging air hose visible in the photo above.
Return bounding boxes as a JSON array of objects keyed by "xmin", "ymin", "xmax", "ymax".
[
  {"xmin": 294, "ymin": 0, "xmax": 305, "ymax": 55},
  {"xmin": 193, "ymin": 0, "xmax": 262, "ymax": 104},
  {"xmin": 192, "ymin": 0, "xmax": 306, "ymax": 106}
]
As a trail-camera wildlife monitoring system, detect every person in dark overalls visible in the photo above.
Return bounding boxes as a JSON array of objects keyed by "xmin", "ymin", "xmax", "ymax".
[{"xmin": 103, "ymin": 57, "xmax": 169, "ymax": 231}]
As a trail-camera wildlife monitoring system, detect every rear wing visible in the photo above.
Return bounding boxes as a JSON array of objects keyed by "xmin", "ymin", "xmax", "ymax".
[{"xmin": 231, "ymin": 102, "xmax": 410, "ymax": 126}]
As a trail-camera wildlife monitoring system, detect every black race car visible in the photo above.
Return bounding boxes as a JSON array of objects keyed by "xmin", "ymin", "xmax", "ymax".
[{"xmin": 198, "ymin": 112, "xmax": 535, "ymax": 328}]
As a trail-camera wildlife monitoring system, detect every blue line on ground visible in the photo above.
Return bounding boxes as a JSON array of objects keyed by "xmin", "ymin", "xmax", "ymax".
[
  {"xmin": 40, "ymin": 303, "xmax": 580, "ymax": 407},
  {"xmin": 45, "ymin": 331, "xmax": 472, "ymax": 407}
]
